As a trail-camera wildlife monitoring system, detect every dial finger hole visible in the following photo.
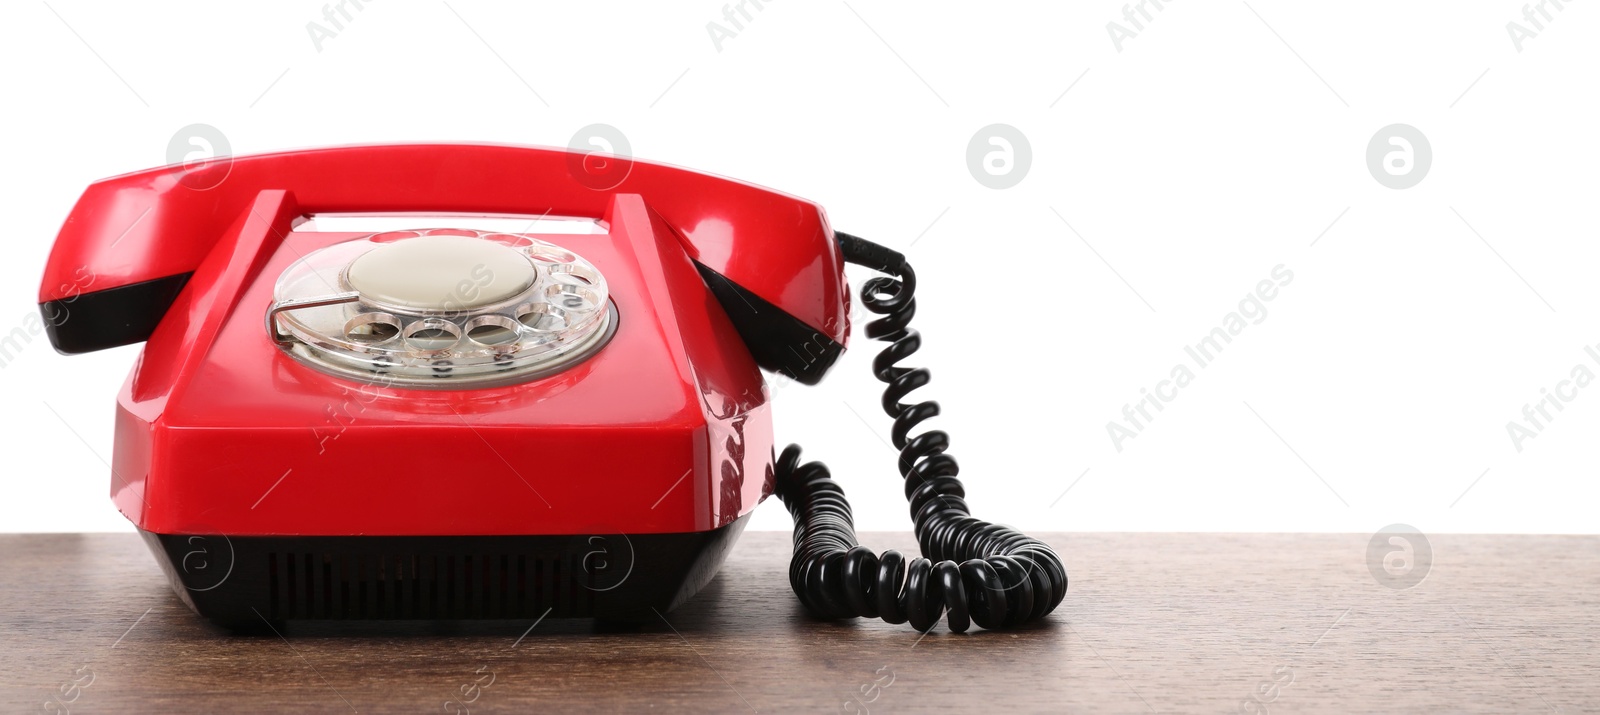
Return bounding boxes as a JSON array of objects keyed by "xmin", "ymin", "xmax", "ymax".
[
  {"xmin": 544, "ymin": 284, "xmax": 599, "ymax": 313},
  {"xmin": 344, "ymin": 312, "xmax": 401, "ymax": 343},
  {"xmin": 403, "ymin": 318, "xmax": 462, "ymax": 353},
  {"xmin": 465, "ymin": 315, "xmax": 521, "ymax": 347},
  {"xmin": 527, "ymin": 246, "xmax": 577, "ymax": 264},
  {"xmin": 516, "ymin": 303, "xmax": 570, "ymax": 332},
  {"xmin": 483, "ymin": 233, "xmax": 534, "ymax": 248},
  {"xmin": 547, "ymin": 263, "xmax": 599, "ymax": 286},
  {"xmin": 369, "ymin": 231, "xmax": 421, "ymax": 244}
]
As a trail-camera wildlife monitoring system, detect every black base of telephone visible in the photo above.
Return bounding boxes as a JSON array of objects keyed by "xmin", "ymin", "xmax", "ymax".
[{"xmin": 139, "ymin": 515, "xmax": 748, "ymax": 629}]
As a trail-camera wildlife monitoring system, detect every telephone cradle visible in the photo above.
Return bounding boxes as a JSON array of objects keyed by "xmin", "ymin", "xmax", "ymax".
[{"xmin": 39, "ymin": 144, "xmax": 1065, "ymax": 633}]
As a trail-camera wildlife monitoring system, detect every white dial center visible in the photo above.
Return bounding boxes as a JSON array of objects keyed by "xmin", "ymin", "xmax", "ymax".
[{"xmin": 345, "ymin": 235, "xmax": 536, "ymax": 311}]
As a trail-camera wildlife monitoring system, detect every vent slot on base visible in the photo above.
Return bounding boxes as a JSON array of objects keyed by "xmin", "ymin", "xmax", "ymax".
[{"xmin": 265, "ymin": 551, "xmax": 593, "ymax": 620}]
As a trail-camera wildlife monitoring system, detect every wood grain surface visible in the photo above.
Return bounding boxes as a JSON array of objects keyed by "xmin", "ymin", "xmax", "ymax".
[{"xmin": 2, "ymin": 532, "xmax": 1596, "ymax": 713}]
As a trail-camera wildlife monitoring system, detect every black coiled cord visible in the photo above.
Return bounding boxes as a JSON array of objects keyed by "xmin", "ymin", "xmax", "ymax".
[{"xmin": 772, "ymin": 231, "xmax": 1067, "ymax": 633}]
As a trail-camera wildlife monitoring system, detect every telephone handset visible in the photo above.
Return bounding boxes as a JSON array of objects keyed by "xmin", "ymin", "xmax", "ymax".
[{"xmin": 39, "ymin": 144, "xmax": 1064, "ymax": 632}]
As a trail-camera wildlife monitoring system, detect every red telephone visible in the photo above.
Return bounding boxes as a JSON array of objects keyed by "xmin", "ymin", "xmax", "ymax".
[{"xmin": 39, "ymin": 144, "xmax": 1064, "ymax": 632}]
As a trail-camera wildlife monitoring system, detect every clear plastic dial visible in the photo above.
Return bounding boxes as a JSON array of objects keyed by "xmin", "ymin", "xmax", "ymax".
[{"xmin": 268, "ymin": 228, "xmax": 614, "ymax": 388}]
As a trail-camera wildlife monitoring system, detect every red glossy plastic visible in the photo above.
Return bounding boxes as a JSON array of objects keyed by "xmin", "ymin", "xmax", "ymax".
[
  {"xmin": 108, "ymin": 189, "xmax": 775, "ymax": 536},
  {"xmin": 39, "ymin": 143, "xmax": 849, "ymax": 345},
  {"xmin": 39, "ymin": 143, "xmax": 858, "ymax": 538}
]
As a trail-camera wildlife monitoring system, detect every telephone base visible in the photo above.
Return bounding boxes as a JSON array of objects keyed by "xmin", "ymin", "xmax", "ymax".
[{"xmin": 139, "ymin": 515, "xmax": 748, "ymax": 628}]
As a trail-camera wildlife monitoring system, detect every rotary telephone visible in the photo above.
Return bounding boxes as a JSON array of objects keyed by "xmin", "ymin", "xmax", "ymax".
[{"xmin": 38, "ymin": 144, "xmax": 1065, "ymax": 632}]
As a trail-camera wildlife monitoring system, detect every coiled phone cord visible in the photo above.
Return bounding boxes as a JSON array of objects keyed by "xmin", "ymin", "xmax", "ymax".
[{"xmin": 771, "ymin": 231, "xmax": 1068, "ymax": 633}]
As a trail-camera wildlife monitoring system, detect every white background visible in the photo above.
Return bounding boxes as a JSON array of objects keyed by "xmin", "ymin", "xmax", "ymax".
[{"xmin": 1, "ymin": 1, "xmax": 1595, "ymax": 535}]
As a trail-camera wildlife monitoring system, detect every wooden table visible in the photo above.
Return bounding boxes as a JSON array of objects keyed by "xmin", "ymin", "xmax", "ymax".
[{"xmin": 2, "ymin": 532, "xmax": 1595, "ymax": 713}]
